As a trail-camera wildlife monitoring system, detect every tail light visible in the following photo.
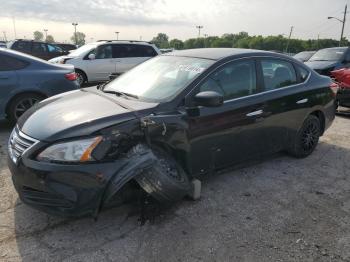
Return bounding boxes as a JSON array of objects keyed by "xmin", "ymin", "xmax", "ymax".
[
  {"xmin": 329, "ymin": 82, "xmax": 339, "ymax": 97},
  {"xmin": 65, "ymin": 72, "xmax": 77, "ymax": 81}
]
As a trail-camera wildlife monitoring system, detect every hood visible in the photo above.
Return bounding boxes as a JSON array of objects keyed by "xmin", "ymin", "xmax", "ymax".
[
  {"xmin": 18, "ymin": 88, "xmax": 158, "ymax": 142},
  {"xmin": 304, "ymin": 60, "xmax": 338, "ymax": 70}
]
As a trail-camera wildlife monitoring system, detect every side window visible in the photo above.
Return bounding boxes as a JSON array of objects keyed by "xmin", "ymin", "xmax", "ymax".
[
  {"xmin": 95, "ymin": 45, "xmax": 112, "ymax": 59},
  {"xmin": 261, "ymin": 59, "xmax": 297, "ymax": 90},
  {"xmin": 32, "ymin": 43, "xmax": 47, "ymax": 54},
  {"xmin": 0, "ymin": 54, "xmax": 29, "ymax": 71},
  {"xmin": 47, "ymin": 44, "xmax": 62, "ymax": 53},
  {"xmin": 13, "ymin": 42, "xmax": 31, "ymax": 52},
  {"xmin": 297, "ymin": 66, "xmax": 310, "ymax": 82},
  {"xmin": 136, "ymin": 45, "xmax": 158, "ymax": 57},
  {"xmin": 112, "ymin": 45, "xmax": 127, "ymax": 58},
  {"xmin": 199, "ymin": 59, "xmax": 257, "ymax": 101}
]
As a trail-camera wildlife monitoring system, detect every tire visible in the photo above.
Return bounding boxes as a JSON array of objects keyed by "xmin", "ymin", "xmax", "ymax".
[
  {"xmin": 7, "ymin": 93, "xmax": 44, "ymax": 124},
  {"xmin": 288, "ymin": 115, "xmax": 321, "ymax": 158},
  {"xmin": 135, "ymin": 148, "xmax": 191, "ymax": 203},
  {"xmin": 75, "ymin": 69, "xmax": 87, "ymax": 86}
]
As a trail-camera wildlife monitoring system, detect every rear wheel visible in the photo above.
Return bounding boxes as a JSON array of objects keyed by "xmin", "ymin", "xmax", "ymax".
[
  {"xmin": 75, "ymin": 69, "xmax": 87, "ymax": 86},
  {"xmin": 7, "ymin": 93, "xmax": 44, "ymax": 123},
  {"xmin": 288, "ymin": 115, "xmax": 321, "ymax": 158}
]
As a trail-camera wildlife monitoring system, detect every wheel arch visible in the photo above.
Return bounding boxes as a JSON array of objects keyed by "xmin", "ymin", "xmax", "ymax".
[
  {"xmin": 5, "ymin": 91, "xmax": 47, "ymax": 116},
  {"xmin": 310, "ymin": 110, "xmax": 326, "ymax": 135},
  {"xmin": 74, "ymin": 68, "xmax": 88, "ymax": 82}
]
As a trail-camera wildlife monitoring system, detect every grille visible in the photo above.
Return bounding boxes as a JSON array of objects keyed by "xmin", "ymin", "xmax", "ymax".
[{"xmin": 8, "ymin": 127, "xmax": 39, "ymax": 164}]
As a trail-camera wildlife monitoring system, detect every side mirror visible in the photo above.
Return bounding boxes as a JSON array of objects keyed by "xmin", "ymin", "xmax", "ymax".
[
  {"xmin": 88, "ymin": 53, "xmax": 96, "ymax": 60},
  {"xmin": 194, "ymin": 91, "xmax": 223, "ymax": 107}
]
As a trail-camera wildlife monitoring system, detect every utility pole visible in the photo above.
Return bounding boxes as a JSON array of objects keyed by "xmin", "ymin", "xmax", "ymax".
[
  {"xmin": 2, "ymin": 31, "xmax": 7, "ymax": 42},
  {"xmin": 196, "ymin": 25, "xmax": 203, "ymax": 38},
  {"xmin": 317, "ymin": 34, "xmax": 320, "ymax": 50},
  {"xmin": 340, "ymin": 4, "xmax": 347, "ymax": 46},
  {"xmin": 285, "ymin": 26, "xmax": 294, "ymax": 53},
  {"xmin": 12, "ymin": 16, "xmax": 17, "ymax": 39},
  {"xmin": 43, "ymin": 29, "xmax": 48, "ymax": 41},
  {"xmin": 72, "ymin": 22, "xmax": 78, "ymax": 45},
  {"xmin": 115, "ymin": 31, "xmax": 119, "ymax": 40},
  {"xmin": 328, "ymin": 4, "xmax": 347, "ymax": 47}
]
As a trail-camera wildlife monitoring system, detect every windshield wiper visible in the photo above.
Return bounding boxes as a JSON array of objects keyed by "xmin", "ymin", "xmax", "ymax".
[{"xmin": 102, "ymin": 89, "xmax": 139, "ymax": 99}]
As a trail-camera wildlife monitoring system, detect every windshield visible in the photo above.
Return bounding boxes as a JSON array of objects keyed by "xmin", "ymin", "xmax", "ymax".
[
  {"xmin": 104, "ymin": 56, "xmax": 214, "ymax": 102},
  {"xmin": 68, "ymin": 44, "xmax": 96, "ymax": 57},
  {"xmin": 309, "ymin": 48, "xmax": 346, "ymax": 62}
]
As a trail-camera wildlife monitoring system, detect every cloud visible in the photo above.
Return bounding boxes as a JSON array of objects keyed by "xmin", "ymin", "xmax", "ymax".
[{"xmin": 2, "ymin": 0, "xmax": 192, "ymax": 26}]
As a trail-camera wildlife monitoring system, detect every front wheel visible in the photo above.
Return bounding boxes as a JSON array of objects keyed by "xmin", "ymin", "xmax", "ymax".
[
  {"xmin": 75, "ymin": 69, "xmax": 87, "ymax": 86},
  {"xmin": 288, "ymin": 115, "xmax": 321, "ymax": 158}
]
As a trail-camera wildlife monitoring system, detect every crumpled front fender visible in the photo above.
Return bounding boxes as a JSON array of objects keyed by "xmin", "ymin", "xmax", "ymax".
[{"xmin": 100, "ymin": 144, "xmax": 191, "ymax": 212}]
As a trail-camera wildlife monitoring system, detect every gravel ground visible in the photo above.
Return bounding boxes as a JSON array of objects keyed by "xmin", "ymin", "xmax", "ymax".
[{"xmin": 1, "ymin": 112, "xmax": 350, "ymax": 262}]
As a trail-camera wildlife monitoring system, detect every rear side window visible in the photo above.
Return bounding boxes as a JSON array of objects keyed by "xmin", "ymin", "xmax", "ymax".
[
  {"xmin": 112, "ymin": 44, "xmax": 157, "ymax": 58},
  {"xmin": 0, "ymin": 54, "xmax": 29, "ymax": 71},
  {"xmin": 12, "ymin": 41, "xmax": 31, "ymax": 52},
  {"xmin": 32, "ymin": 43, "xmax": 47, "ymax": 54},
  {"xmin": 297, "ymin": 66, "xmax": 310, "ymax": 82},
  {"xmin": 261, "ymin": 59, "xmax": 297, "ymax": 90}
]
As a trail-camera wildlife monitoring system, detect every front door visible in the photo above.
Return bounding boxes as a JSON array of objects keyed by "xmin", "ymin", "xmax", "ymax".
[{"xmin": 187, "ymin": 58, "xmax": 268, "ymax": 174}]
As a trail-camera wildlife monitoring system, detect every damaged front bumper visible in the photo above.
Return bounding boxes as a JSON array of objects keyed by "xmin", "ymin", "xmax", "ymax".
[{"xmin": 9, "ymin": 144, "xmax": 190, "ymax": 217}]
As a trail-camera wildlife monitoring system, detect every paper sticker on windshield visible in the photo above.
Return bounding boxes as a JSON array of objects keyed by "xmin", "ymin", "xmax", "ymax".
[{"xmin": 178, "ymin": 65, "xmax": 205, "ymax": 74}]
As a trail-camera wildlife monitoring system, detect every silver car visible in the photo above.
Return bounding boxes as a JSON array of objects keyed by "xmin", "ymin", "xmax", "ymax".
[{"xmin": 49, "ymin": 40, "xmax": 160, "ymax": 85}]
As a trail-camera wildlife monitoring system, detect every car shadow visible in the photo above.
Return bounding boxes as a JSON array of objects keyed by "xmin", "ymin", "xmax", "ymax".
[{"xmin": 9, "ymin": 139, "xmax": 350, "ymax": 261}]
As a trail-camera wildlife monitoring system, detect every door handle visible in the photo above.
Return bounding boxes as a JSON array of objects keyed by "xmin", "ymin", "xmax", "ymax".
[
  {"xmin": 246, "ymin": 109, "xmax": 263, "ymax": 117},
  {"xmin": 296, "ymin": 98, "xmax": 308, "ymax": 104}
]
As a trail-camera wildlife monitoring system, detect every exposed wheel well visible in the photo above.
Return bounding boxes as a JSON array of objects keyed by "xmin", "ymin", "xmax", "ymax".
[
  {"xmin": 310, "ymin": 110, "xmax": 325, "ymax": 135},
  {"xmin": 5, "ymin": 91, "xmax": 47, "ymax": 116}
]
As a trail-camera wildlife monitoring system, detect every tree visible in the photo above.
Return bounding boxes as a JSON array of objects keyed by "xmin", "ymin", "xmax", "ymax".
[
  {"xmin": 151, "ymin": 33, "xmax": 169, "ymax": 48},
  {"xmin": 70, "ymin": 32, "xmax": 86, "ymax": 46},
  {"xmin": 33, "ymin": 31, "xmax": 44, "ymax": 41},
  {"xmin": 169, "ymin": 39, "xmax": 184, "ymax": 50},
  {"xmin": 45, "ymin": 35, "xmax": 55, "ymax": 43}
]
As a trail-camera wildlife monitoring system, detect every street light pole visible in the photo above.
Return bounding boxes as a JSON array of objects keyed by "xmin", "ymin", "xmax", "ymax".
[
  {"xmin": 328, "ymin": 4, "xmax": 347, "ymax": 46},
  {"xmin": 43, "ymin": 29, "xmax": 48, "ymax": 41},
  {"xmin": 285, "ymin": 26, "xmax": 294, "ymax": 53},
  {"xmin": 196, "ymin": 25, "xmax": 203, "ymax": 38},
  {"xmin": 115, "ymin": 31, "xmax": 119, "ymax": 40},
  {"xmin": 72, "ymin": 23, "xmax": 78, "ymax": 45}
]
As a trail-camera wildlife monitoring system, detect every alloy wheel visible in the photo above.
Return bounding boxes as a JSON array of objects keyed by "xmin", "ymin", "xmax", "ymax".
[{"xmin": 14, "ymin": 97, "xmax": 40, "ymax": 120}]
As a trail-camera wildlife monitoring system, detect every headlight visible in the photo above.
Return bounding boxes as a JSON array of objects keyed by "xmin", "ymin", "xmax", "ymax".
[{"xmin": 37, "ymin": 136, "xmax": 102, "ymax": 163}]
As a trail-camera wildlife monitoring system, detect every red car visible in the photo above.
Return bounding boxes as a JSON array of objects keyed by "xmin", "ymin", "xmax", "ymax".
[{"xmin": 331, "ymin": 69, "xmax": 350, "ymax": 108}]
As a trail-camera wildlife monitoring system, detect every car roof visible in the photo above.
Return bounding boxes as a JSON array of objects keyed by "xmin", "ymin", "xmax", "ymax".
[
  {"xmin": 163, "ymin": 48, "xmax": 276, "ymax": 60},
  {"xmin": 95, "ymin": 40, "xmax": 154, "ymax": 46},
  {"xmin": 321, "ymin": 47, "xmax": 348, "ymax": 51}
]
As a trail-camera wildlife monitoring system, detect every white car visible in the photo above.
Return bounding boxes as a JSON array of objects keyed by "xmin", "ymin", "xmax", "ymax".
[{"xmin": 49, "ymin": 40, "xmax": 160, "ymax": 85}]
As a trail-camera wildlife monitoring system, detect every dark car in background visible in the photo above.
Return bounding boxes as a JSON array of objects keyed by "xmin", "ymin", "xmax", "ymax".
[
  {"xmin": 293, "ymin": 51, "xmax": 316, "ymax": 62},
  {"xmin": 305, "ymin": 47, "xmax": 350, "ymax": 76},
  {"xmin": 0, "ymin": 49, "xmax": 79, "ymax": 122},
  {"xmin": 56, "ymin": 43, "xmax": 77, "ymax": 52},
  {"xmin": 0, "ymin": 41, "xmax": 7, "ymax": 48},
  {"xmin": 7, "ymin": 48, "xmax": 336, "ymax": 217},
  {"xmin": 7, "ymin": 39, "xmax": 69, "ymax": 60}
]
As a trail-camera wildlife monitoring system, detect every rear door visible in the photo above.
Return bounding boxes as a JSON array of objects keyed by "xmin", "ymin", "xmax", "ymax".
[
  {"xmin": 11, "ymin": 41, "xmax": 32, "ymax": 55},
  {"xmin": 257, "ymin": 57, "xmax": 310, "ymax": 153},
  {"xmin": 86, "ymin": 44, "xmax": 115, "ymax": 81},
  {"xmin": 113, "ymin": 44, "xmax": 157, "ymax": 74},
  {"xmin": 0, "ymin": 54, "xmax": 25, "ymax": 110}
]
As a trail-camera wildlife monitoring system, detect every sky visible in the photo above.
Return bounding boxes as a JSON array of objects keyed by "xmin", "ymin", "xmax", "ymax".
[{"xmin": 0, "ymin": 0, "xmax": 349, "ymax": 43}]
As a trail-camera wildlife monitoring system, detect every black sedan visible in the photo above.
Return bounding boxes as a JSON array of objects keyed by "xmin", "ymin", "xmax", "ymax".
[{"xmin": 8, "ymin": 48, "xmax": 336, "ymax": 217}]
